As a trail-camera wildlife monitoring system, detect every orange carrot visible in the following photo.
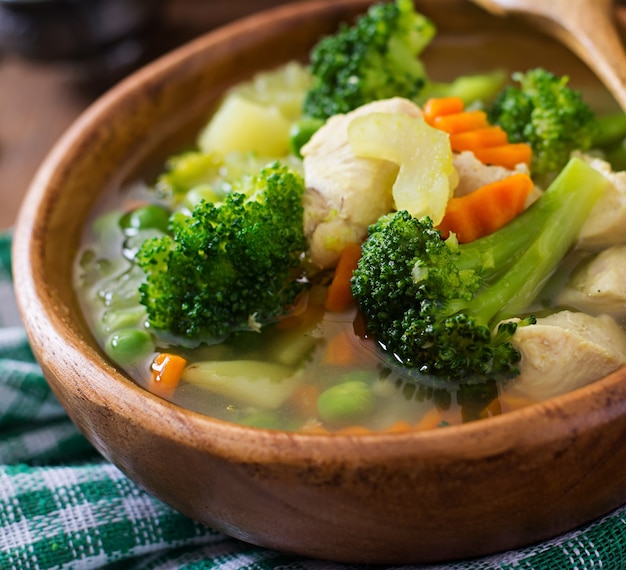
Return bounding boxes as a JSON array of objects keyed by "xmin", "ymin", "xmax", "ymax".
[
  {"xmin": 449, "ymin": 126, "xmax": 509, "ymax": 152},
  {"xmin": 472, "ymin": 143, "xmax": 532, "ymax": 170},
  {"xmin": 325, "ymin": 241, "xmax": 362, "ymax": 312},
  {"xmin": 276, "ymin": 302, "xmax": 325, "ymax": 331},
  {"xmin": 423, "ymin": 97, "xmax": 533, "ymax": 170},
  {"xmin": 324, "ymin": 330, "xmax": 359, "ymax": 366},
  {"xmin": 423, "ymin": 96, "xmax": 465, "ymax": 125},
  {"xmin": 149, "ymin": 352, "xmax": 187, "ymax": 397},
  {"xmin": 413, "ymin": 407, "xmax": 443, "ymax": 432},
  {"xmin": 436, "ymin": 172, "xmax": 534, "ymax": 243},
  {"xmin": 485, "ymin": 397, "xmax": 503, "ymax": 417},
  {"xmin": 431, "ymin": 110, "xmax": 490, "ymax": 134},
  {"xmin": 383, "ymin": 420, "xmax": 413, "ymax": 433},
  {"xmin": 288, "ymin": 384, "xmax": 321, "ymax": 418}
]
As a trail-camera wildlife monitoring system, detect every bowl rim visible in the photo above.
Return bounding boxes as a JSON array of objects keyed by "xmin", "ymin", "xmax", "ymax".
[{"xmin": 12, "ymin": 0, "xmax": 626, "ymax": 466}]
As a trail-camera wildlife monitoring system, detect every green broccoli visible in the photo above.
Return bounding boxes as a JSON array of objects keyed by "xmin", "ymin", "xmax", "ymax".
[
  {"xmin": 489, "ymin": 68, "xmax": 597, "ymax": 177},
  {"xmin": 295, "ymin": 0, "xmax": 505, "ymax": 153},
  {"xmin": 350, "ymin": 156, "xmax": 607, "ymax": 384},
  {"xmin": 135, "ymin": 161, "xmax": 307, "ymax": 342},
  {"xmin": 302, "ymin": 0, "xmax": 436, "ymax": 121}
]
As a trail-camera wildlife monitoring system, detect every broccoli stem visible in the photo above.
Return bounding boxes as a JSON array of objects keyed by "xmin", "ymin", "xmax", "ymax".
[
  {"xmin": 464, "ymin": 157, "xmax": 607, "ymax": 325},
  {"xmin": 457, "ymin": 158, "xmax": 601, "ymax": 278}
]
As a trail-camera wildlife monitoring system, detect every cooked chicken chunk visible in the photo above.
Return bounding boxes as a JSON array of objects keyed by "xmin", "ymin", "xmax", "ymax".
[
  {"xmin": 301, "ymin": 97, "xmax": 423, "ymax": 268},
  {"xmin": 575, "ymin": 153, "xmax": 626, "ymax": 250},
  {"xmin": 557, "ymin": 245, "xmax": 626, "ymax": 320},
  {"xmin": 504, "ymin": 310, "xmax": 626, "ymax": 401}
]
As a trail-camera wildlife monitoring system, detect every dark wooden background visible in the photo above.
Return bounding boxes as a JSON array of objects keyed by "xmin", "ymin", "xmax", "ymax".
[{"xmin": 0, "ymin": 0, "xmax": 298, "ymax": 230}]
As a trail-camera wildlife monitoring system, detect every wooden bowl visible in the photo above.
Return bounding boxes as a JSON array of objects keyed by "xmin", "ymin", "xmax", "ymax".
[{"xmin": 12, "ymin": 0, "xmax": 626, "ymax": 564}]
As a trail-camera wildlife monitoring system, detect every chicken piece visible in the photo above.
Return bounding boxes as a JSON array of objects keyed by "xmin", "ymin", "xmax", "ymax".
[
  {"xmin": 504, "ymin": 310, "xmax": 626, "ymax": 402},
  {"xmin": 575, "ymin": 152, "xmax": 626, "ymax": 250},
  {"xmin": 452, "ymin": 151, "xmax": 542, "ymax": 206},
  {"xmin": 557, "ymin": 245, "xmax": 626, "ymax": 320},
  {"xmin": 301, "ymin": 97, "xmax": 423, "ymax": 268}
]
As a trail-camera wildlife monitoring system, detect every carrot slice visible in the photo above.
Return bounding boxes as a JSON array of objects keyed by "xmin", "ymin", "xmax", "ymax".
[
  {"xmin": 325, "ymin": 241, "xmax": 362, "ymax": 312},
  {"xmin": 383, "ymin": 420, "xmax": 413, "ymax": 433},
  {"xmin": 324, "ymin": 330, "xmax": 359, "ymax": 366},
  {"xmin": 413, "ymin": 407, "xmax": 443, "ymax": 431},
  {"xmin": 432, "ymin": 110, "xmax": 490, "ymax": 134},
  {"xmin": 499, "ymin": 391, "xmax": 537, "ymax": 412},
  {"xmin": 423, "ymin": 97, "xmax": 533, "ymax": 170},
  {"xmin": 423, "ymin": 96, "xmax": 465, "ymax": 125},
  {"xmin": 288, "ymin": 384, "xmax": 321, "ymax": 418},
  {"xmin": 436, "ymin": 172, "xmax": 534, "ymax": 243},
  {"xmin": 450, "ymin": 126, "xmax": 509, "ymax": 152},
  {"xmin": 149, "ymin": 352, "xmax": 187, "ymax": 397},
  {"xmin": 472, "ymin": 143, "xmax": 532, "ymax": 170}
]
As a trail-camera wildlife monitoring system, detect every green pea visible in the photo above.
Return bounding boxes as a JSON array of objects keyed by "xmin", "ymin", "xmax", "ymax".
[
  {"xmin": 105, "ymin": 328, "xmax": 153, "ymax": 365},
  {"xmin": 317, "ymin": 379, "xmax": 376, "ymax": 424},
  {"xmin": 119, "ymin": 204, "xmax": 170, "ymax": 234}
]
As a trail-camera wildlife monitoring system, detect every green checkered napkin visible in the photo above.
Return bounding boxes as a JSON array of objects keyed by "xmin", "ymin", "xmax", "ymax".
[{"xmin": 2, "ymin": 232, "xmax": 626, "ymax": 570}]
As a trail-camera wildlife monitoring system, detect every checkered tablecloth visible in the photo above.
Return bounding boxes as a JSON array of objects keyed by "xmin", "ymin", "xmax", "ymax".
[{"xmin": 3, "ymin": 231, "xmax": 626, "ymax": 569}]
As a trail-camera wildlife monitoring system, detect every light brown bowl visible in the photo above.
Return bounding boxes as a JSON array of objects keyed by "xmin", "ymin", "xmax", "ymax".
[{"xmin": 12, "ymin": 0, "xmax": 626, "ymax": 564}]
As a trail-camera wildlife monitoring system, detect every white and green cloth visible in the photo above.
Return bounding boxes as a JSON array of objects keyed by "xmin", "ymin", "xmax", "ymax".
[{"xmin": 2, "ymin": 232, "xmax": 626, "ymax": 569}]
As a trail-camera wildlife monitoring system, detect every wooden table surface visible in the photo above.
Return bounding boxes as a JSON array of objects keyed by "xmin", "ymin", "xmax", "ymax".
[{"xmin": 0, "ymin": 0, "xmax": 297, "ymax": 231}]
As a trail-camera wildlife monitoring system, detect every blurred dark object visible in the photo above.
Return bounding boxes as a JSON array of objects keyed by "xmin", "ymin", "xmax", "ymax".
[{"xmin": 0, "ymin": 0, "xmax": 163, "ymax": 85}]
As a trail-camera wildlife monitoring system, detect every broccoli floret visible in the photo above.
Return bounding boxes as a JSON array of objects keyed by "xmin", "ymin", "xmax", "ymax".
[
  {"xmin": 351, "ymin": 157, "xmax": 607, "ymax": 384},
  {"xmin": 489, "ymin": 68, "xmax": 597, "ymax": 176},
  {"xmin": 303, "ymin": 0, "xmax": 436, "ymax": 121},
  {"xmin": 135, "ymin": 161, "xmax": 307, "ymax": 342}
]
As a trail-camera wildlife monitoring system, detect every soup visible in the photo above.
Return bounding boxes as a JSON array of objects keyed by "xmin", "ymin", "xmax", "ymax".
[{"xmin": 74, "ymin": 0, "xmax": 626, "ymax": 434}]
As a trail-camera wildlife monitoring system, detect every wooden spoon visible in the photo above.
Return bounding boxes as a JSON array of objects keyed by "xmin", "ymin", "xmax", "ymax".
[{"xmin": 471, "ymin": 0, "xmax": 626, "ymax": 111}]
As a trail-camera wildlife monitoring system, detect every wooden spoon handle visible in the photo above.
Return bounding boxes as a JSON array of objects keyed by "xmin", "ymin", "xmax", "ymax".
[{"xmin": 473, "ymin": 0, "xmax": 626, "ymax": 111}]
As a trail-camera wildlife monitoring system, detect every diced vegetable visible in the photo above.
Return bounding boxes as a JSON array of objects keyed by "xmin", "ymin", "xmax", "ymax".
[
  {"xmin": 471, "ymin": 144, "xmax": 532, "ymax": 170},
  {"xmin": 104, "ymin": 328, "xmax": 154, "ymax": 365},
  {"xmin": 449, "ymin": 126, "xmax": 509, "ymax": 151},
  {"xmin": 182, "ymin": 360, "xmax": 299, "ymax": 409},
  {"xmin": 413, "ymin": 408, "xmax": 444, "ymax": 431},
  {"xmin": 149, "ymin": 352, "xmax": 187, "ymax": 397},
  {"xmin": 422, "ymin": 96, "xmax": 464, "ymax": 120},
  {"xmin": 269, "ymin": 307, "xmax": 324, "ymax": 367},
  {"xmin": 198, "ymin": 62, "xmax": 312, "ymax": 158},
  {"xmin": 424, "ymin": 96, "xmax": 532, "ymax": 169},
  {"xmin": 317, "ymin": 378, "xmax": 376, "ymax": 424},
  {"xmin": 430, "ymin": 110, "xmax": 489, "ymax": 134},
  {"xmin": 228, "ymin": 61, "xmax": 312, "ymax": 121},
  {"xmin": 348, "ymin": 112, "xmax": 457, "ymax": 224},
  {"xmin": 287, "ymin": 384, "xmax": 321, "ymax": 418},
  {"xmin": 100, "ymin": 306, "xmax": 147, "ymax": 334},
  {"xmin": 198, "ymin": 95, "xmax": 292, "ymax": 157},
  {"xmin": 436, "ymin": 172, "xmax": 534, "ymax": 242},
  {"xmin": 324, "ymin": 330, "xmax": 360, "ymax": 366},
  {"xmin": 325, "ymin": 242, "xmax": 362, "ymax": 312},
  {"xmin": 119, "ymin": 204, "xmax": 170, "ymax": 234}
]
